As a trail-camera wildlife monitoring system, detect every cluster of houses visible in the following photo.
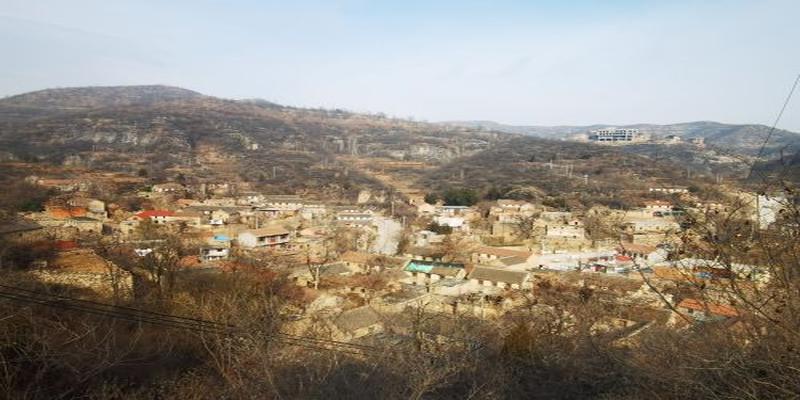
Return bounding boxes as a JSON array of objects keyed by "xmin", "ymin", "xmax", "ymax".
[{"xmin": 2, "ymin": 176, "xmax": 784, "ymax": 344}]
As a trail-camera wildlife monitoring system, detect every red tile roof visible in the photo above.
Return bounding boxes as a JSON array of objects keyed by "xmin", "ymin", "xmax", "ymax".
[
  {"xmin": 677, "ymin": 298, "xmax": 739, "ymax": 318},
  {"xmin": 136, "ymin": 210, "xmax": 175, "ymax": 218}
]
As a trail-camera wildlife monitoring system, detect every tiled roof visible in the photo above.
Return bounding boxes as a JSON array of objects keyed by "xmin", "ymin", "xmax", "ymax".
[
  {"xmin": 340, "ymin": 251, "xmax": 372, "ymax": 265},
  {"xmin": 244, "ymin": 226, "xmax": 290, "ymax": 237},
  {"xmin": 406, "ymin": 246, "xmax": 446, "ymax": 258},
  {"xmin": 173, "ymin": 211, "xmax": 202, "ymax": 218},
  {"xmin": 677, "ymin": 298, "xmax": 739, "ymax": 318},
  {"xmin": 136, "ymin": 210, "xmax": 175, "ymax": 218},
  {"xmin": 492, "ymin": 256, "xmax": 528, "ymax": 267},
  {"xmin": 474, "ymin": 246, "xmax": 532, "ymax": 259},
  {"xmin": 430, "ymin": 266, "xmax": 462, "ymax": 277},
  {"xmin": 469, "ymin": 267, "xmax": 529, "ymax": 285},
  {"xmin": 334, "ymin": 307, "xmax": 382, "ymax": 333}
]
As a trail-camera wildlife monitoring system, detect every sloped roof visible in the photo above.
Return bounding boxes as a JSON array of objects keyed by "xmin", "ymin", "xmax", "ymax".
[
  {"xmin": 340, "ymin": 250, "xmax": 372, "ymax": 265},
  {"xmin": 430, "ymin": 267, "xmax": 462, "ymax": 277},
  {"xmin": 677, "ymin": 298, "xmax": 739, "ymax": 318},
  {"xmin": 321, "ymin": 262, "xmax": 353, "ymax": 276},
  {"xmin": 243, "ymin": 226, "xmax": 289, "ymax": 237},
  {"xmin": 173, "ymin": 211, "xmax": 202, "ymax": 218},
  {"xmin": 473, "ymin": 246, "xmax": 532, "ymax": 259},
  {"xmin": 334, "ymin": 307, "xmax": 382, "ymax": 332},
  {"xmin": 492, "ymin": 256, "xmax": 528, "ymax": 267},
  {"xmin": 183, "ymin": 206, "xmax": 249, "ymax": 215},
  {"xmin": 136, "ymin": 210, "xmax": 175, "ymax": 218},
  {"xmin": 405, "ymin": 246, "xmax": 445, "ymax": 258},
  {"xmin": 469, "ymin": 267, "xmax": 529, "ymax": 285}
]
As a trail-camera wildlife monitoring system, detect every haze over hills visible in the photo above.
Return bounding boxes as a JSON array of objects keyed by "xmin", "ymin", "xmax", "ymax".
[
  {"xmin": 0, "ymin": 85, "xmax": 205, "ymax": 121},
  {"xmin": 446, "ymin": 120, "xmax": 800, "ymax": 156}
]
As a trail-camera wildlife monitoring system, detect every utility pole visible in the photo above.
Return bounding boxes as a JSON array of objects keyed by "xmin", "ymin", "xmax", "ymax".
[{"xmin": 272, "ymin": 166, "xmax": 277, "ymax": 179}]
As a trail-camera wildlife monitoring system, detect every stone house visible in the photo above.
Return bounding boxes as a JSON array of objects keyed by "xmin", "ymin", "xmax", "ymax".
[
  {"xmin": 677, "ymin": 298, "xmax": 739, "ymax": 321},
  {"xmin": 404, "ymin": 260, "xmax": 466, "ymax": 285},
  {"xmin": 471, "ymin": 246, "xmax": 532, "ymax": 265},
  {"xmin": 468, "ymin": 267, "xmax": 530, "ymax": 290},
  {"xmin": 331, "ymin": 306, "xmax": 384, "ymax": 341},
  {"xmin": 152, "ymin": 183, "xmax": 186, "ymax": 193},
  {"xmin": 135, "ymin": 210, "xmax": 175, "ymax": 225},
  {"xmin": 63, "ymin": 217, "xmax": 103, "ymax": 234},
  {"xmin": 237, "ymin": 226, "xmax": 291, "ymax": 248}
]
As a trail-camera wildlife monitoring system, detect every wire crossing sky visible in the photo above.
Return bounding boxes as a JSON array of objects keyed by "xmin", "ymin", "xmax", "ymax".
[{"xmin": 1, "ymin": 0, "xmax": 798, "ymax": 130}]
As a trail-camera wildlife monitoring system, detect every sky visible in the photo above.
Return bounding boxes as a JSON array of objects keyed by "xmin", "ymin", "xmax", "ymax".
[{"xmin": 1, "ymin": 0, "xmax": 799, "ymax": 130}]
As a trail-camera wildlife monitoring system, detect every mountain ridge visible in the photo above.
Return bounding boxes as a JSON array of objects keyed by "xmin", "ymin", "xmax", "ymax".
[
  {"xmin": 444, "ymin": 120, "xmax": 800, "ymax": 156},
  {"xmin": 0, "ymin": 85, "xmax": 793, "ymax": 203}
]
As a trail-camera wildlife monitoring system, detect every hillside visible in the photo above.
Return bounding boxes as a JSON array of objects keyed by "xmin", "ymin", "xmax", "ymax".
[
  {"xmin": 447, "ymin": 120, "xmax": 800, "ymax": 157},
  {"xmin": 0, "ymin": 85, "xmax": 768, "ymax": 205},
  {"xmin": 0, "ymin": 86, "xmax": 502, "ymax": 200},
  {"xmin": 418, "ymin": 136, "xmax": 718, "ymax": 209},
  {"xmin": 0, "ymin": 85, "xmax": 204, "ymax": 122}
]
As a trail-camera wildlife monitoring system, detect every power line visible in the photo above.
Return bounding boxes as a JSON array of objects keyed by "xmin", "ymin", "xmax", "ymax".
[
  {"xmin": 0, "ymin": 290, "xmax": 229, "ymax": 334},
  {"xmin": 0, "ymin": 285, "xmax": 385, "ymax": 356},
  {"xmin": 746, "ymin": 73, "xmax": 800, "ymax": 182},
  {"xmin": 0, "ymin": 283, "xmax": 231, "ymax": 328},
  {"xmin": 0, "ymin": 288, "xmax": 378, "ymax": 356}
]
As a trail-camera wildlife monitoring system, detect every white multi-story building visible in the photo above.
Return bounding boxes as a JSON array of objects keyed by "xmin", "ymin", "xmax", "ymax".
[{"xmin": 589, "ymin": 128, "xmax": 639, "ymax": 142}]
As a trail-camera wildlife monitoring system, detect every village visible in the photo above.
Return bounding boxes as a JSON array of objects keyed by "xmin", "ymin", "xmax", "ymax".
[{"xmin": 0, "ymin": 173, "xmax": 786, "ymax": 346}]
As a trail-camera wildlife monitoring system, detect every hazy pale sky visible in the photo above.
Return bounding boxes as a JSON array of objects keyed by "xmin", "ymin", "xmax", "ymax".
[{"xmin": 1, "ymin": 0, "xmax": 799, "ymax": 130}]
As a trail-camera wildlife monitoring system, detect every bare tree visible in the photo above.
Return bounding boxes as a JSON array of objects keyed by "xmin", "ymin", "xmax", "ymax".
[{"xmin": 513, "ymin": 213, "xmax": 540, "ymax": 240}]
